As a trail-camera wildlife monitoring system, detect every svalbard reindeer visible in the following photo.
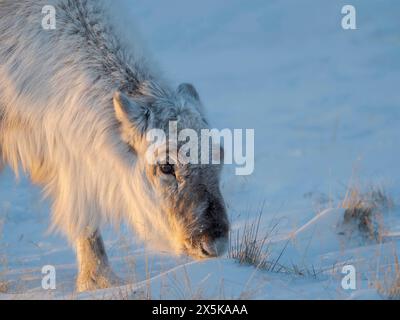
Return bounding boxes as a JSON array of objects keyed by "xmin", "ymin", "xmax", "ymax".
[{"xmin": 0, "ymin": 0, "xmax": 229, "ymax": 291}]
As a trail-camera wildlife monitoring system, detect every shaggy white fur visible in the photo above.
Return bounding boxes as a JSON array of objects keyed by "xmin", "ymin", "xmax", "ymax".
[
  {"xmin": 0, "ymin": 0, "xmax": 184, "ymax": 251},
  {"xmin": 0, "ymin": 2, "xmax": 229, "ymax": 283}
]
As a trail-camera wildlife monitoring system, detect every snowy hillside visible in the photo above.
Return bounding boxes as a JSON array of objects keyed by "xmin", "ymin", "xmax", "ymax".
[{"xmin": 1, "ymin": 0, "xmax": 399, "ymax": 299}]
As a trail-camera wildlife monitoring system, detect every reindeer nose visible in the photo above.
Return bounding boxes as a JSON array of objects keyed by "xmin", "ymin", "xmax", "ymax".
[{"xmin": 200, "ymin": 237, "xmax": 228, "ymax": 257}]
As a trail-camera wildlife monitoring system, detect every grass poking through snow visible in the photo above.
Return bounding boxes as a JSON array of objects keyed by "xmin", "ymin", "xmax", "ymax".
[
  {"xmin": 376, "ymin": 252, "xmax": 400, "ymax": 300},
  {"xmin": 341, "ymin": 185, "xmax": 394, "ymax": 242},
  {"xmin": 228, "ymin": 206, "xmax": 292, "ymax": 275},
  {"xmin": 228, "ymin": 209, "xmax": 271, "ymax": 270}
]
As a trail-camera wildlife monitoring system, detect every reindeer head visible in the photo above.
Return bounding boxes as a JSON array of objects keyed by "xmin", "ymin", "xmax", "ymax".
[{"xmin": 113, "ymin": 82, "xmax": 229, "ymax": 259}]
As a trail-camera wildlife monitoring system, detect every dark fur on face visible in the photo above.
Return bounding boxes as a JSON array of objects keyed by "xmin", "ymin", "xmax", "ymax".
[
  {"xmin": 113, "ymin": 82, "xmax": 230, "ymax": 258},
  {"xmin": 162, "ymin": 165, "xmax": 229, "ymax": 258}
]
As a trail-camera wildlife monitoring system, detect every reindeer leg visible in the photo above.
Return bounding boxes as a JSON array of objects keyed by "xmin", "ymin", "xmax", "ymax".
[{"xmin": 76, "ymin": 229, "xmax": 121, "ymax": 292}]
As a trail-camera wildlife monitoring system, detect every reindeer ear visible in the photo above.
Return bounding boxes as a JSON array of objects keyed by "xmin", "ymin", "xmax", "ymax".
[
  {"xmin": 176, "ymin": 83, "xmax": 200, "ymax": 103},
  {"xmin": 176, "ymin": 83, "xmax": 207, "ymax": 119},
  {"xmin": 113, "ymin": 91, "xmax": 150, "ymax": 138}
]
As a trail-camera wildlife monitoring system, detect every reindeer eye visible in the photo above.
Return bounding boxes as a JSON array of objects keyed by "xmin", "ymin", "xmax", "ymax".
[{"xmin": 159, "ymin": 164, "xmax": 175, "ymax": 175}]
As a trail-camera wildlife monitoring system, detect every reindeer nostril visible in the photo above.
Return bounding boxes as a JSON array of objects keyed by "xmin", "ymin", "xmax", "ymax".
[
  {"xmin": 199, "ymin": 237, "xmax": 228, "ymax": 258},
  {"xmin": 200, "ymin": 242, "xmax": 214, "ymax": 257}
]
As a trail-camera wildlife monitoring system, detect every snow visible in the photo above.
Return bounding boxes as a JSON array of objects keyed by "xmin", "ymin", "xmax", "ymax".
[{"xmin": 1, "ymin": 0, "xmax": 400, "ymax": 299}]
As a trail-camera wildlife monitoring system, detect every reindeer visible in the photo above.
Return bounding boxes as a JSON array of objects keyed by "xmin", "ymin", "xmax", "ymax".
[{"xmin": 0, "ymin": 0, "xmax": 229, "ymax": 291}]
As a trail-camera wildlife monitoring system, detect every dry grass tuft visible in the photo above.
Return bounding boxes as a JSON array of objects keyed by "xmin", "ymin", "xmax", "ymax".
[
  {"xmin": 0, "ymin": 279, "xmax": 9, "ymax": 294},
  {"xmin": 376, "ymin": 252, "xmax": 400, "ymax": 300},
  {"xmin": 228, "ymin": 210, "xmax": 271, "ymax": 269},
  {"xmin": 228, "ymin": 207, "xmax": 292, "ymax": 275},
  {"xmin": 227, "ymin": 205, "xmax": 324, "ymax": 279},
  {"xmin": 341, "ymin": 185, "xmax": 394, "ymax": 241}
]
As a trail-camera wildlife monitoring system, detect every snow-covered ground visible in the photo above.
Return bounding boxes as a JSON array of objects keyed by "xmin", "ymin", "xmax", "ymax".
[{"xmin": 1, "ymin": 0, "xmax": 399, "ymax": 299}]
